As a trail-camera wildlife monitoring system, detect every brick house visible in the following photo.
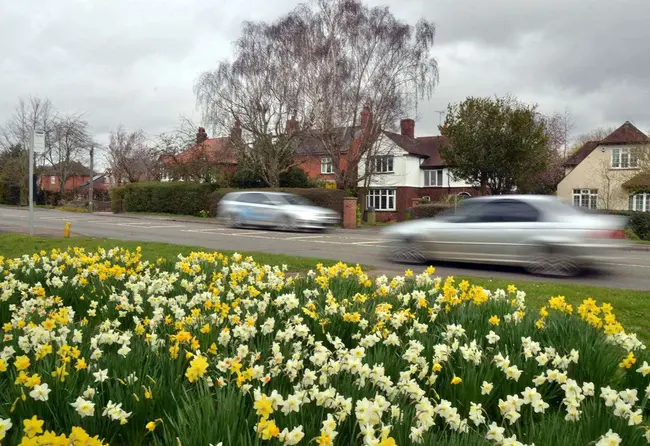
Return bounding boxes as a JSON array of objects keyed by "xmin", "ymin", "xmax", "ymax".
[
  {"xmin": 159, "ymin": 124, "xmax": 240, "ymax": 182},
  {"xmin": 39, "ymin": 161, "xmax": 94, "ymax": 194},
  {"xmin": 294, "ymin": 106, "xmax": 375, "ymax": 187},
  {"xmin": 359, "ymin": 119, "xmax": 480, "ymax": 222}
]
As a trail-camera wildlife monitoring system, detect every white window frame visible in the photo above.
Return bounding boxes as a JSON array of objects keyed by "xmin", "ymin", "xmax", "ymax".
[
  {"xmin": 320, "ymin": 157, "xmax": 333, "ymax": 174},
  {"xmin": 371, "ymin": 155, "xmax": 394, "ymax": 173},
  {"xmin": 629, "ymin": 193, "xmax": 650, "ymax": 212},
  {"xmin": 611, "ymin": 147, "xmax": 639, "ymax": 169},
  {"xmin": 50, "ymin": 175, "xmax": 55, "ymax": 185},
  {"xmin": 572, "ymin": 188, "xmax": 598, "ymax": 209},
  {"xmin": 424, "ymin": 169, "xmax": 444, "ymax": 187},
  {"xmin": 366, "ymin": 189, "xmax": 396, "ymax": 211}
]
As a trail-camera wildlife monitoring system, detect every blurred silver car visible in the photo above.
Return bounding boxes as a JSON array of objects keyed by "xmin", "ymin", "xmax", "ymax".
[
  {"xmin": 381, "ymin": 195, "xmax": 630, "ymax": 276},
  {"xmin": 217, "ymin": 191, "xmax": 340, "ymax": 231}
]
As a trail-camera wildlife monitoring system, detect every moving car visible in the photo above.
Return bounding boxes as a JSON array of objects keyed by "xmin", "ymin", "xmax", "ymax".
[
  {"xmin": 217, "ymin": 191, "xmax": 340, "ymax": 231},
  {"xmin": 381, "ymin": 195, "xmax": 629, "ymax": 277}
]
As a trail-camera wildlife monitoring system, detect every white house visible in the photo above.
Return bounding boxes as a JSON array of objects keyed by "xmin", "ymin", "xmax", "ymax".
[{"xmin": 358, "ymin": 119, "xmax": 478, "ymax": 221}]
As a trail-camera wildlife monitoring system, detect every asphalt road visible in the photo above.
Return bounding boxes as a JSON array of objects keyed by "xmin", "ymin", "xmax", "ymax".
[{"xmin": 2, "ymin": 207, "xmax": 650, "ymax": 290}]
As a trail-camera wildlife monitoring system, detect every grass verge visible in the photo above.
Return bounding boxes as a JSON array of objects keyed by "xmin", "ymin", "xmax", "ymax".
[
  {"xmin": 0, "ymin": 233, "xmax": 345, "ymax": 273},
  {"xmin": 466, "ymin": 277, "xmax": 649, "ymax": 344}
]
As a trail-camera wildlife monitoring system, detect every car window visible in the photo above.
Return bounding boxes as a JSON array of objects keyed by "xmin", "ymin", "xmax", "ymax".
[
  {"xmin": 280, "ymin": 194, "xmax": 312, "ymax": 206},
  {"xmin": 470, "ymin": 200, "xmax": 540, "ymax": 223},
  {"xmin": 236, "ymin": 193, "xmax": 271, "ymax": 204}
]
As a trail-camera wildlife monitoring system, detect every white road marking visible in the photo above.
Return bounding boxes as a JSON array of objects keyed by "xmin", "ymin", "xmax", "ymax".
[
  {"xmin": 180, "ymin": 228, "xmax": 227, "ymax": 233},
  {"xmin": 601, "ymin": 262, "xmax": 650, "ymax": 269},
  {"xmin": 351, "ymin": 240, "xmax": 385, "ymax": 245},
  {"xmin": 143, "ymin": 225, "xmax": 186, "ymax": 229},
  {"xmin": 284, "ymin": 235, "xmax": 324, "ymax": 240}
]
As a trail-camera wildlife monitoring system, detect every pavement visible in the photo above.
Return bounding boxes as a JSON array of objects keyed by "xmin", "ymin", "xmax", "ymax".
[{"xmin": 1, "ymin": 207, "xmax": 650, "ymax": 290}]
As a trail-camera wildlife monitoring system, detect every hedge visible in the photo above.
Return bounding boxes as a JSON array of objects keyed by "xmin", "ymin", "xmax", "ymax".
[
  {"xmin": 111, "ymin": 182, "xmax": 219, "ymax": 216},
  {"xmin": 208, "ymin": 188, "xmax": 345, "ymax": 217},
  {"xmin": 409, "ymin": 203, "xmax": 453, "ymax": 220}
]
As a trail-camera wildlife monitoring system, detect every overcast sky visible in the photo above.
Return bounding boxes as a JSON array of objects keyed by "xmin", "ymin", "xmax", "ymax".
[{"xmin": 2, "ymin": 0, "xmax": 649, "ymax": 152}]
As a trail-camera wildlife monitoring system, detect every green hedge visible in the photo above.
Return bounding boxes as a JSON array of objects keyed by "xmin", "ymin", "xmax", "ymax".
[
  {"xmin": 208, "ymin": 188, "xmax": 345, "ymax": 217},
  {"xmin": 602, "ymin": 210, "xmax": 650, "ymax": 240},
  {"xmin": 112, "ymin": 182, "xmax": 219, "ymax": 216},
  {"xmin": 409, "ymin": 203, "xmax": 453, "ymax": 220}
]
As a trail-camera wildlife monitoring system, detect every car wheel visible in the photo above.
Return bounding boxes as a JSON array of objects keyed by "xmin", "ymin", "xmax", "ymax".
[
  {"xmin": 230, "ymin": 213, "xmax": 243, "ymax": 229},
  {"xmin": 525, "ymin": 245, "xmax": 580, "ymax": 277},
  {"xmin": 279, "ymin": 215, "xmax": 297, "ymax": 232},
  {"xmin": 389, "ymin": 238, "xmax": 427, "ymax": 264}
]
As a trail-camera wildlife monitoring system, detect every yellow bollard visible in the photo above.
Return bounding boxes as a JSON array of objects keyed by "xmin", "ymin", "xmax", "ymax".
[{"xmin": 63, "ymin": 221, "xmax": 71, "ymax": 238}]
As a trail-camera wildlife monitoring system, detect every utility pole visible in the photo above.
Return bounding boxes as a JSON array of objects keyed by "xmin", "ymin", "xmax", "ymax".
[{"xmin": 88, "ymin": 145, "xmax": 94, "ymax": 213}]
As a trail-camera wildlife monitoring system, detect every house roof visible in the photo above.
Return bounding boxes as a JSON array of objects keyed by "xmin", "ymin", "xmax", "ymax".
[
  {"xmin": 292, "ymin": 127, "xmax": 361, "ymax": 156},
  {"xmin": 163, "ymin": 137, "xmax": 238, "ymax": 165},
  {"xmin": 383, "ymin": 131, "xmax": 450, "ymax": 167},
  {"xmin": 623, "ymin": 172, "xmax": 650, "ymax": 191},
  {"xmin": 40, "ymin": 161, "xmax": 94, "ymax": 176},
  {"xmin": 600, "ymin": 121, "xmax": 650, "ymax": 146},
  {"xmin": 78, "ymin": 174, "xmax": 106, "ymax": 188},
  {"xmin": 564, "ymin": 140, "xmax": 600, "ymax": 167}
]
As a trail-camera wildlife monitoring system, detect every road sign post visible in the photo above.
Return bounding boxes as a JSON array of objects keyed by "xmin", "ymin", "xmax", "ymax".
[{"xmin": 29, "ymin": 130, "xmax": 45, "ymax": 236}]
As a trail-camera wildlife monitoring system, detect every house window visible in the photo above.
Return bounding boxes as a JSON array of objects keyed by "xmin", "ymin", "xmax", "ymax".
[
  {"xmin": 50, "ymin": 176, "xmax": 55, "ymax": 185},
  {"xmin": 572, "ymin": 189, "xmax": 598, "ymax": 209},
  {"xmin": 161, "ymin": 171, "xmax": 172, "ymax": 182},
  {"xmin": 320, "ymin": 157, "xmax": 333, "ymax": 174},
  {"xmin": 424, "ymin": 169, "xmax": 444, "ymax": 187},
  {"xmin": 371, "ymin": 155, "xmax": 394, "ymax": 173},
  {"xmin": 366, "ymin": 189, "xmax": 396, "ymax": 211},
  {"xmin": 612, "ymin": 148, "xmax": 639, "ymax": 169},
  {"xmin": 629, "ymin": 193, "xmax": 650, "ymax": 212}
]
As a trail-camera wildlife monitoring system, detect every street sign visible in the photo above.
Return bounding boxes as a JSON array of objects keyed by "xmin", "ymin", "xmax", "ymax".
[{"xmin": 33, "ymin": 130, "xmax": 45, "ymax": 154}]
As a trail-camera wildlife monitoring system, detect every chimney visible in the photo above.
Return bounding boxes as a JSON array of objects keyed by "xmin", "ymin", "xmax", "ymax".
[
  {"xmin": 400, "ymin": 119, "xmax": 415, "ymax": 139},
  {"xmin": 285, "ymin": 114, "xmax": 297, "ymax": 136},
  {"xmin": 230, "ymin": 119, "xmax": 242, "ymax": 140},
  {"xmin": 361, "ymin": 105, "xmax": 374, "ymax": 131},
  {"xmin": 196, "ymin": 127, "xmax": 208, "ymax": 145}
]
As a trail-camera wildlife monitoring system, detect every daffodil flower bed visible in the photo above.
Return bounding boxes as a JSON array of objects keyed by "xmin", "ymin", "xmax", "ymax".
[{"xmin": 0, "ymin": 247, "xmax": 649, "ymax": 446}]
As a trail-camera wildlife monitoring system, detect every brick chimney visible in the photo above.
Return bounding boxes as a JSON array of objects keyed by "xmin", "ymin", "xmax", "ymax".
[
  {"xmin": 230, "ymin": 119, "xmax": 242, "ymax": 140},
  {"xmin": 400, "ymin": 119, "xmax": 415, "ymax": 139},
  {"xmin": 360, "ymin": 105, "xmax": 373, "ymax": 134},
  {"xmin": 285, "ymin": 113, "xmax": 297, "ymax": 136},
  {"xmin": 196, "ymin": 127, "xmax": 208, "ymax": 145}
]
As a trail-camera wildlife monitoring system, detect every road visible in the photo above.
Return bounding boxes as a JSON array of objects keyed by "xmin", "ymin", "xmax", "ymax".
[{"xmin": 1, "ymin": 207, "xmax": 650, "ymax": 290}]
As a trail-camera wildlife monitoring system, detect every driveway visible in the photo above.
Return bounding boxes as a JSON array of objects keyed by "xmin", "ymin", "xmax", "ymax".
[{"xmin": 1, "ymin": 207, "xmax": 650, "ymax": 290}]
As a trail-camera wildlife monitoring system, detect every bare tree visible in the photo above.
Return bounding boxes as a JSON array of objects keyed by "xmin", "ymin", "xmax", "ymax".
[
  {"xmin": 43, "ymin": 114, "xmax": 94, "ymax": 194},
  {"xmin": 195, "ymin": 0, "xmax": 438, "ymax": 189},
  {"xmin": 0, "ymin": 97, "xmax": 55, "ymax": 201},
  {"xmin": 569, "ymin": 126, "xmax": 615, "ymax": 154},
  {"xmin": 106, "ymin": 125, "xmax": 159, "ymax": 184}
]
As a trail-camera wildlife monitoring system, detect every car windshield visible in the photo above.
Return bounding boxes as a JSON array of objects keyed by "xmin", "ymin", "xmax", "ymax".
[
  {"xmin": 280, "ymin": 194, "xmax": 312, "ymax": 206},
  {"xmin": 436, "ymin": 200, "xmax": 484, "ymax": 221}
]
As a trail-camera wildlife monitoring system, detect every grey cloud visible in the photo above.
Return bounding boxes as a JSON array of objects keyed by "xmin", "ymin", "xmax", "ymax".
[{"xmin": 1, "ymin": 0, "xmax": 649, "ymax": 150}]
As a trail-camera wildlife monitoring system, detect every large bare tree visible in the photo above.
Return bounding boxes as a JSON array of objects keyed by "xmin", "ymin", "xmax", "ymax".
[
  {"xmin": 0, "ymin": 97, "xmax": 55, "ymax": 202},
  {"xmin": 44, "ymin": 114, "xmax": 94, "ymax": 194},
  {"xmin": 107, "ymin": 125, "xmax": 159, "ymax": 184},
  {"xmin": 195, "ymin": 0, "xmax": 438, "ymax": 189}
]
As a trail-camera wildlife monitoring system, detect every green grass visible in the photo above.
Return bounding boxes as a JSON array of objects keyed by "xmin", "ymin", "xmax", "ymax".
[
  {"xmin": 0, "ymin": 233, "xmax": 344, "ymax": 273},
  {"xmin": 466, "ymin": 277, "xmax": 649, "ymax": 345}
]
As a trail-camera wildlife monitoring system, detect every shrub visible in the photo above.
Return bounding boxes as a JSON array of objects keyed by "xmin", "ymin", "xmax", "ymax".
[
  {"xmin": 117, "ymin": 182, "xmax": 220, "ymax": 216},
  {"xmin": 110, "ymin": 187, "xmax": 126, "ymax": 213},
  {"xmin": 208, "ymin": 187, "xmax": 345, "ymax": 217},
  {"xmin": 1, "ymin": 183, "xmax": 21, "ymax": 205},
  {"xmin": 231, "ymin": 167, "xmax": 267, "ymax": 189},
  {"xmin": 279, "ymin": 167, "xmax": 312, "ymax": 188},
  {"xmin": 410, "ymin": 202, "xmax": 453, "ymax": 219}
]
